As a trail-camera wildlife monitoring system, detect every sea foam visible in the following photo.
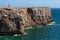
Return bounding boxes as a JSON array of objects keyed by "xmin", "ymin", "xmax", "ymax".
[{"xmin": 48, "ymin": 22, "xmax": 56, "ymax": 25}]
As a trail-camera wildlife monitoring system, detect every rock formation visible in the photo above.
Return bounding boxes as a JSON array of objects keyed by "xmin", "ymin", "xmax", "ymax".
[{"xmin": 0, "ymin": 7, "xmax": 52, "ymax": 35}]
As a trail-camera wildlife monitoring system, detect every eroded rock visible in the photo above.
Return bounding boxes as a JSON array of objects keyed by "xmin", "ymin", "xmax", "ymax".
[{"xmin": 0, "ymin": 7, "xmax": 52, "ymax": 35}]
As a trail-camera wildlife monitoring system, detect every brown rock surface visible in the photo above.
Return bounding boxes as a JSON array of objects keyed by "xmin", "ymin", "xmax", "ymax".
[{"xmin": 0, "ymin": 7, "xmax": 52, "ymax": 35}]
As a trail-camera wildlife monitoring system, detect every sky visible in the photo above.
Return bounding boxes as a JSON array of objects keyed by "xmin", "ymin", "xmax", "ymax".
[{"xmin": 0, "ymin": 0, "xmax": 60, "ymax": 8}]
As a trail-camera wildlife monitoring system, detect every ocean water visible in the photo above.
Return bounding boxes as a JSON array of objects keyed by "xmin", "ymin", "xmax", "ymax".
[{"xmin": 0, "ymin": 8, "xmax": 60, "ymax": 40}]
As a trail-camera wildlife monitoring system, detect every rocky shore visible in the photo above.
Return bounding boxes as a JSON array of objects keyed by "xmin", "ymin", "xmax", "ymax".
[{"xmin": 0, "ymin": 7, "xmax": 52, "ymax": 35}]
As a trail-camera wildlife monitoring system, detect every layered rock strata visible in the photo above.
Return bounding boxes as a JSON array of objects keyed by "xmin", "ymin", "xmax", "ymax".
[{"xmin": 0, "ymin": 7, "xmax": 52, "ymax": 35}]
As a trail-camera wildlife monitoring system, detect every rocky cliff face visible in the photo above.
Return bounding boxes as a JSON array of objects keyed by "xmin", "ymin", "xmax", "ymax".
[{"xmin": 0, "ymin": 7, "xmax": 52, "ymax": 35}]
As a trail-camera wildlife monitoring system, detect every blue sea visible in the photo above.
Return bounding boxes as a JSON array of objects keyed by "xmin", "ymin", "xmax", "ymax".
[{"xmin": 0, "ymin": 8, "xmax": 60, "ymax": 40}]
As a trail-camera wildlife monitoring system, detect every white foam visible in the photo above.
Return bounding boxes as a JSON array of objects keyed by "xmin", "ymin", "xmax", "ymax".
[
  {"xmin": 23, "ymin": 32, "xmax": 27, "ymax": 35},
  {"xmin": 48, "ymin": 22, "xmax": 56, "ymax": 25},
  {"xmin": 13, "ymin": 32, "xmax": 27, "ymax": 36},
  {"xmin": 47, "ymin": 22, "xmax": 60, "ymax": 26},
  {"xmin": 24, "ymin": 27, "xmax": 32, "ymax": 29},
  {"xmin": 13, "ymin": 34, "xmax": 21, "ymax": 36}
]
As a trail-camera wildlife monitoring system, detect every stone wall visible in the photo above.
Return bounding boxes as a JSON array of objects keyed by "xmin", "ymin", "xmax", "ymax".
[{"xmin": 0, "ymin": 7, "xmax": 52, "ymax": 35}]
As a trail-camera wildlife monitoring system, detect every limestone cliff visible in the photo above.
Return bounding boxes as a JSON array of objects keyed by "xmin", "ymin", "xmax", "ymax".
[{"xmin": 0, "ymin": 7, "xmax": 52, "ymax": 35}]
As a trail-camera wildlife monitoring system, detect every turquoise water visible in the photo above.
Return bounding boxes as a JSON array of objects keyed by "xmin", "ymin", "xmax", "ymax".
[{"xmin": 0, "ymin": 8, "xmax": 60, "ymax": 40}]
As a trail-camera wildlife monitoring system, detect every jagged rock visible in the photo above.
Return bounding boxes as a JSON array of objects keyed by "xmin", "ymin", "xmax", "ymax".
[{"xmin": 0, "ymin": 7, "xmax": 52, "ymax": 35}]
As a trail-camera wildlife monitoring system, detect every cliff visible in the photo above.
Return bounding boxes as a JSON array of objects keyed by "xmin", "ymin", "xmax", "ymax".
[{"xmin": 0, "ymin": 7, "xmax": 52, "ymax": 35}]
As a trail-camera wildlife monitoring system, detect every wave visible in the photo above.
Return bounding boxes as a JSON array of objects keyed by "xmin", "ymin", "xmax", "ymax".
[
  {"xmin": 24, "ymin": 27, "xmax": 32, "ymax": 29},
  {"xmin": 44, "ymin": 22, "xmax": 60, "ymax": 26},
  {"xmin": 48, "ymin": 22, "xmax": 56, "ymax": 25},
  {"xmin": 13, "ymin": 34, "xmax": 22, "ymax": 36},
  {"xmin": 13, "ymin": 32, "xmax": 27, "ymax": 36}
]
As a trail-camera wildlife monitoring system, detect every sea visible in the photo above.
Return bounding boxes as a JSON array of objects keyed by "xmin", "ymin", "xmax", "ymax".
[{"xmin": 0, "ymin": 8, "xmax": 60, "ymax": 40}]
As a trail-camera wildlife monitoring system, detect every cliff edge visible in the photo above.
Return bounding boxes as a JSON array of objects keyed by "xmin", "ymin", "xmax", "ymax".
[{"xmin": 0, "ymin": 7, "xmax": 52, "ymax": 35}]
